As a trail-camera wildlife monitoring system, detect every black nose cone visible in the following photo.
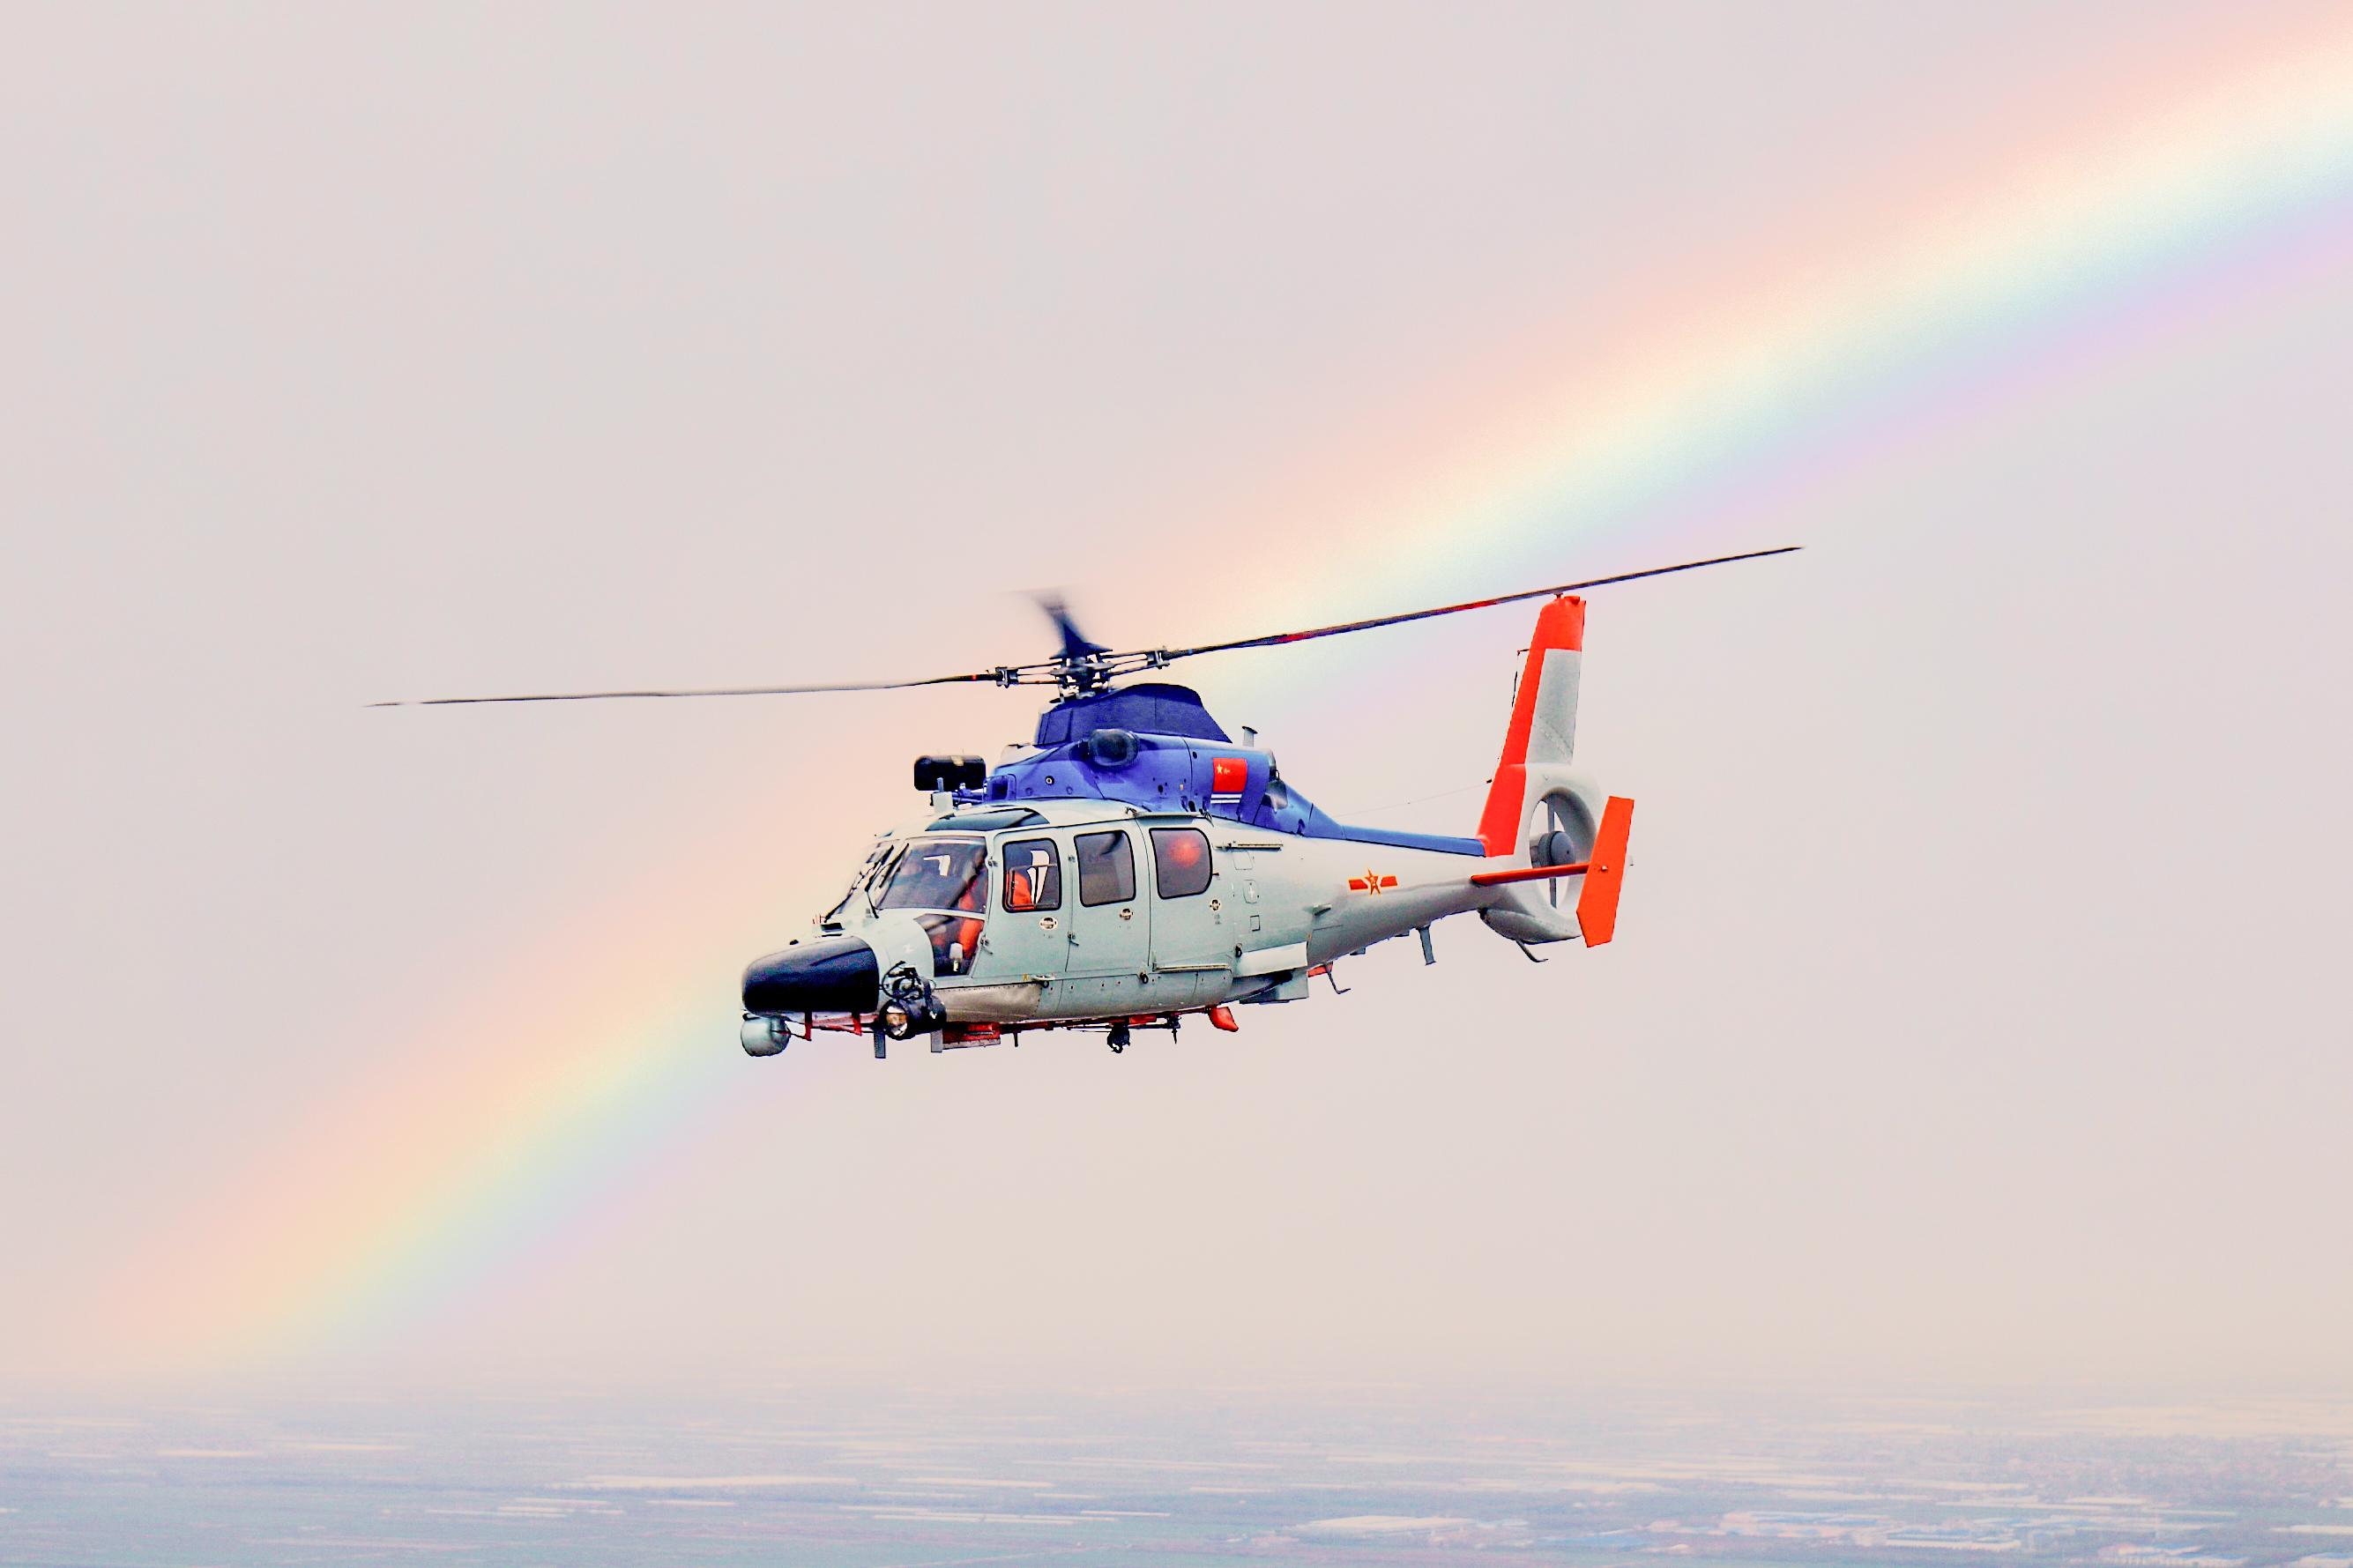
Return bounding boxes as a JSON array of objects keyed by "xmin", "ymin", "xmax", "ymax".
[{"xmin": 742, "ymin": 935, "xmax": 882, "ymax": 1015}]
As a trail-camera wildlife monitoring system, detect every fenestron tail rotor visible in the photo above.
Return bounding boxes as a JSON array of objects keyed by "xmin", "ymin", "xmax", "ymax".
[
  {"xmin": 1539, "ymin": 796, "xmax": 1579, "ymax": 909},
  {"xmin": 369, "ymin": 546, "xmax": 1798, "ymax": 708}
]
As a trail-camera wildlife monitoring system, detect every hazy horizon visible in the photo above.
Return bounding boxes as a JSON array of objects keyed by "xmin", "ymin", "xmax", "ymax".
[{"xmin": 6, "ymin": 1381, "xmax": 2351, "ymax": 1565}]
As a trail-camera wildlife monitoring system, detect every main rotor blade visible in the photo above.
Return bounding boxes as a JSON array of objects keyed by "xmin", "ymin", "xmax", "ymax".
[
  {"xmin": 1154, "ymin": 545, "xmax": 1799, "ymax": 663},
  {"xmin": 368, "ymin": 670, "xmax": 1003, "ymax": 708},
  {"xmin": 370, "ymin": 546, "xmax": 1798, "ymax": 709},
  {"xmin": 1033, "ymin": 591, "xmax": 1111, "ymax": 661}
]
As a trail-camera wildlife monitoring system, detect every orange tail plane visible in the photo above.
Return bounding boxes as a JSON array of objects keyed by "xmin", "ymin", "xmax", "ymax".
[{"xmin": 1575, "ymin": 796, "xmax": 1634, "ymax": 946}]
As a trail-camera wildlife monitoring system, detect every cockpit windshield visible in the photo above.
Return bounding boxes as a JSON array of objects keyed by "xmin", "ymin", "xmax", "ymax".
[{"xmin": 874, "ymin": 837, "xmax": 987, "ymax": 913}]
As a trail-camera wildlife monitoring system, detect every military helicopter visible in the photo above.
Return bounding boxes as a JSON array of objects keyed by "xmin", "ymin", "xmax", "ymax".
[{"xmin": 378, "ymin": 546, "xmax": 1795, "ymax": 1057}]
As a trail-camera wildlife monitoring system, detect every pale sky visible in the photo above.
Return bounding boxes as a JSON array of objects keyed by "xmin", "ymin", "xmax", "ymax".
[{"xmin": 3, "ymin": 2, "xmax": 2349, "ymax": 1395}]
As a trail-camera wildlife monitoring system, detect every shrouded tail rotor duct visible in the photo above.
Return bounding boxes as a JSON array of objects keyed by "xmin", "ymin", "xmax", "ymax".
[
  {"xmin": 1530, "ymin": 788, "xmax": 1596, "ymax": 908},
  {"xmin": 742, "ymin": 935, "xmax": 882, "ymax": 1015},
  {"xmin": 1480, "ymin": 775, "xmax": 1606, "ymax": 945}
]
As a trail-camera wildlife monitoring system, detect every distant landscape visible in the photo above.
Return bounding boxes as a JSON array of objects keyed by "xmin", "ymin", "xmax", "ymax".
[{"xmin": 5, "ymin": 1388, "xmax": 2348, "ymax": 1566}]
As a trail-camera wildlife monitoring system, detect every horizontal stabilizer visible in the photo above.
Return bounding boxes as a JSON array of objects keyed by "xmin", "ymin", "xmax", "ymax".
[
  {"xmin": 1469, "ymin": 860, "xmax": 1589, "ymax": 888},
  {"xmin": 1575, "ymin": 796, "xmax": 1634, "ymax": 946}
]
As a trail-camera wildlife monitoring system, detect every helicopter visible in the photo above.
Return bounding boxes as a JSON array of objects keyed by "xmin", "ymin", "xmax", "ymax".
[{"xmin": 377, "ymin": 546, "xmax": 1795, "ymax": 1057}]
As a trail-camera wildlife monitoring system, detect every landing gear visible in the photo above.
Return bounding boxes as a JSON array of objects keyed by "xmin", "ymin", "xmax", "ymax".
[
  {"xmin": 872, "ymin": 1015, "xmax": 888, "ymax": 1059},
  {"xmin": 1106, "ymin": 1022, "xmax": 1130, "ymax": 1054}
]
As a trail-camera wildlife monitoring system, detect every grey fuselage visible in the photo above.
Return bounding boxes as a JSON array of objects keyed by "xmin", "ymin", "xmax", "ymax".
[{"xmin": 777, "ymin": 791, "xmax": 1579, "ymax": 1029}]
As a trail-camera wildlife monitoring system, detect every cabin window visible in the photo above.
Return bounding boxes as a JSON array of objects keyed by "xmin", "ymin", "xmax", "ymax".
[
  {"xmin": 1000, "ymin": 837, "xmax": 1062, "ymax": 912},
  {"xmin": 1150, "ymin": 827, "xmax": 1212, "ymax": 898},
  {"xmin": 1075, "ymin": 830, "xmax": 1136, "ymax": 906},
  {"xmin": 875, "ymin": 837, "xmax": 987, "ymax": 913}
]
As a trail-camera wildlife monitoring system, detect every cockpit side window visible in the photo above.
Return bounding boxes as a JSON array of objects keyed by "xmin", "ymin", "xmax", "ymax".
[
  {"xmin": 875, "ymin": 837, "xmax": 987, "ymax": 913},
  {"xmin": 823, "ymin": 838, "xmax": 899, "ymax": 923},
  {"xmin": 1075, "ymin": 829, "xmax": 1136, "ymax": 907},
  {"xmin": 1001, "ymin": 837, "xmax": 1062, "ymax": 912}
]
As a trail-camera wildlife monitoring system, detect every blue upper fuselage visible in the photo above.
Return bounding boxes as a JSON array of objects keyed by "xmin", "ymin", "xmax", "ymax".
[{"xmin": 962, "ymin": 682, "xmax": 1486, "ymax": 857}]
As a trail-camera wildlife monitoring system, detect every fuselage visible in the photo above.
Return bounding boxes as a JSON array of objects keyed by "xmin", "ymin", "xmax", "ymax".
[
  {"xmin": 741, "ymin": 644, "xmax": 1613, "ymax": 1049},
  {"xmin": 800, "ymin": 795, "xmax": 1504, "ymax": 1027}
]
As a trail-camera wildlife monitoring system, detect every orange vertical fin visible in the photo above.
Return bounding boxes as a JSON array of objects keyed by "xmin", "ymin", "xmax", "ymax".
[
  {"xmin": 1575, "ymin": 795, "xmax": 1634, "ymax": 946},
  {"xmin": 1477, "ymin": 595, "xmax": 1586, "ymax": 855}
]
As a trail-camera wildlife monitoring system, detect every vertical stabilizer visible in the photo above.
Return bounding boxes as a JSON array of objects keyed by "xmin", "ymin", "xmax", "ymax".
[{"xmin": 1478, "ymin": 595, "xmax": 1585, "ymax": 856}]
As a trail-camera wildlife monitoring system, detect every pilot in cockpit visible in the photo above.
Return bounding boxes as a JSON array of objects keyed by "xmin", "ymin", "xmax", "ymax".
[{"xmin": 876, "ymin": 839, "xmax": 987, "ymax": 913}]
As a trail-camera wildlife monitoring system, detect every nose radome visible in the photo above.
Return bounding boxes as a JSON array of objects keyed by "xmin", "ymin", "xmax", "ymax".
[{"xmin": 741, "ymin": 935, "xmax": 882, "ymax": 1015}]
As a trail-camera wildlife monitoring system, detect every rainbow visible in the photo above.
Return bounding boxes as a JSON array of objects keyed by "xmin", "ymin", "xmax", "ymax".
[
  {"xmin": 1314, "ymin": 21, "xmax": 2353, "ymax": 614},
  {"xmin": 94, "ymin": 17, "xmax": 2353, "ymax": 1379}
]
